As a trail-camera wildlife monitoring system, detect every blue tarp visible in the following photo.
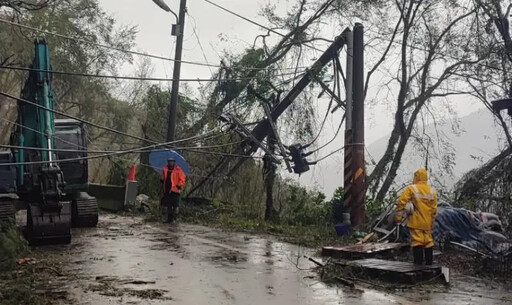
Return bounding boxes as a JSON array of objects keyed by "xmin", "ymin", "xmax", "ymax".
[
  {"xmin": 149, "ymin": 149, "xmax": 190, "ymax": 175},
  {"xmin": 430, "ymin": 205, "xmax": 512, "ymax": 255}
]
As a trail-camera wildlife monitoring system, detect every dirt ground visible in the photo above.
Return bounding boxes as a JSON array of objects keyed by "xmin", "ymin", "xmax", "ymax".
[{"xmin": 4, "ymin": 213, "xmax": 512, "ymax": 305}]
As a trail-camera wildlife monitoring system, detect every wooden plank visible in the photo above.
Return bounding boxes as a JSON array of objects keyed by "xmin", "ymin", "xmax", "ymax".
[
  {"xmin": 351, "ymin": 258, "xmax": 441, "ymax": 273},
  {"xmin": 345, "ymin": 258, "xmax": 444, "ymax": 284},
  {"xmin": 322, "ymin": 243, "xmax": 408, "ymax": 259}
]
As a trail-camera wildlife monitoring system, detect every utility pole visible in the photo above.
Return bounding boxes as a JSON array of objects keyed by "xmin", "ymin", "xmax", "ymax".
[
  {"xmin": 350, "ymin": 23, "xmax": 366, "ymax": 227},
  {"xmin": 167, "ymin": 0, "xmax": 187, "ymax": 142},
  {"xmin": 343, "ymin": 29, "xmax": 354, "ymax": 219}
]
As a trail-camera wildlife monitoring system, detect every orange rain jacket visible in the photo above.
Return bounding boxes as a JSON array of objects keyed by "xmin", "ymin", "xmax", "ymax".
[{"xmin": 162, "ymin": 165, "xmax": 186, "ymax": 194}]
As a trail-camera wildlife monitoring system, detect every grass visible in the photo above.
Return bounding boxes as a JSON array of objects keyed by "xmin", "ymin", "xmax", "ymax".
[
  {"xmin": 0, "ymin": 222, "xmax": 29, "ymax": 271},
  {"xmin": 134, "ymin": 197, "xmax": 355, "ymax": 248},
  {"xmin": 177, "ymin": 203, "xmax": 355, "ymax": 248},
  {"xmin": 0, "ymin": 222, "xmax": 53, "ymax": 305}
]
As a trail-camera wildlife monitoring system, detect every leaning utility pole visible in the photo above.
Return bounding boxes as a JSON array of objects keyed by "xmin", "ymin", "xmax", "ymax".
[
  {"xmin": 167, "ymin": 0, "xmax": 187, "ymax": 142},
  {"xmin": 187, "ymin": 28, "xmax": 350, "ymax": 198}
]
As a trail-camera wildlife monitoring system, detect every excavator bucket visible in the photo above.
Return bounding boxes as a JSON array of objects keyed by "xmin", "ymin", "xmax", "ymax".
[{"xmin": 27, "ymin": 202, "xmax": 71, "ymax": 245}]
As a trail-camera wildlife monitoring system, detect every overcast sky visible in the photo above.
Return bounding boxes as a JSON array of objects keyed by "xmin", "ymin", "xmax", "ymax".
[{"xmin": 99, "ymin": 0, "xmax": 487, "ymax": 196}]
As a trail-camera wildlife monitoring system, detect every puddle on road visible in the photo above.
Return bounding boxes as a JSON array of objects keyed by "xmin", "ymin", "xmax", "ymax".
[{"xmin": 35, "ymin": 214, "xmax": 512, "ymax": 305}]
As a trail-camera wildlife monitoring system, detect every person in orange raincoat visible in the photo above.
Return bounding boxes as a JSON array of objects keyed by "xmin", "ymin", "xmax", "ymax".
[
  {"xmin": 396, "ymin": 168, "xmax": 438, "ymax": 265},
  {"xmin": 160, "ymin": 157, "xmax": 186, "ymax": 222}
]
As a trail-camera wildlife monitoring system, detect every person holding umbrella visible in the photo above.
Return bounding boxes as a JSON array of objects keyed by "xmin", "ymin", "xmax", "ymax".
[{"xmin": 160, "ymin": 157, "xmax": 186, "ymax": 222}]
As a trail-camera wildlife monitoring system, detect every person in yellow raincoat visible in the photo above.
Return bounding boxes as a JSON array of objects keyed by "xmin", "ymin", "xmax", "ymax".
[{"xmin": 395, "ymin": 168, "xmax": 438, "ymax": 265}]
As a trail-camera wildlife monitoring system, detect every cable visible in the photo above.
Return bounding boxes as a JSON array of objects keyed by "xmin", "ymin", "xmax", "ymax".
[
  {"xmin": 187, "ymin": 11, "xmax": 214, "ymax": 76},
  {"xmin": 304, "ymin": 59, "xmax": 338, "ymax": 147},
  {"xmin": 311, "ymin": 142, "xmax": 364, "ymax": 163},
  {"xmin": 108, "ymin": 155, "xmax": 230, "ymax": 180},
  {"xmin": 0, "ymin": 140, "xmax": 263, "ymax": 167},
  {"xmin": 0, "ymin": 18, "xmax": 310, "ymax": 72},
  {"xmin": 0, "ymin": 116, "xmax": 257, "ymax": 164},
  {"xmin": 0, "ymin": 141, "xmax": 244, "ymax": 154},
  {"xmin": 180, "ymin": 148, "xmax": 265, "ymax": 159},
  {"xmin": 307, "ymin": 114, "xmax": 346, "ymax": 154},
  {"xmin": 203, "ymin": 0, "xmax": 286, "ymax": 38},
  {"xmin": 312, "ymin": 146, "xmax": 345, "ymax": 163},
  {"xmin": 0, "ymin": 65, "xmax": 306, "ymax": 83},
  {"xmin": 0, "ymin": 116, "xmax": 232, "ymax": 157},
  {"xmin": 0, "ymin": 90, "xmax": 224, "ymax": 145},
  {"xmin": 0, "ymin": 18, "xmax": 220, "ymax": 69},
  {"xmin": 0, "ymin": 128, "xmax": 237, "ymax": 166},
  {"xmin": 0, "ymin": 89, "xmax": 156, "ymax": 144},
  {"xmin": 202, "ymin": 0, "xmax": 330, "ymax": 53}
]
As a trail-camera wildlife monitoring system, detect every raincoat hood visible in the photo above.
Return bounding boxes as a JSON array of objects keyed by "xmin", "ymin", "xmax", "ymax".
[{"xmin": 413, "ymin": 168, "xmax": 428, "ymax": 184}]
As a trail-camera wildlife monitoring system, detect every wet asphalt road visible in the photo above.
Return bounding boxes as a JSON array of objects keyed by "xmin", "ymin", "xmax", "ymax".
[{"xmin": 34, "ymin": 214, "xmax": 512, "ymax": 305}]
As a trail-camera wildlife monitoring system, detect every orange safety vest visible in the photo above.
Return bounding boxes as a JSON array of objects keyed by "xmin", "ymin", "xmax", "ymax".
[{"xmin": 162, "ymin": 165, "xmax": 186, "ymax": 194}]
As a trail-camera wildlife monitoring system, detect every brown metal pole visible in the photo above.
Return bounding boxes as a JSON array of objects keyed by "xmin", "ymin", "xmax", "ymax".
[{"xmin": 351, "ymin": 23, "xmax": 366, "ymax": 228}]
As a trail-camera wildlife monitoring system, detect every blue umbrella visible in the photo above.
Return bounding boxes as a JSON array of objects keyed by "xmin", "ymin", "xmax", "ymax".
[{"xmin": 149, "ymin": 149, "xmax": 190, "ymax": 176}]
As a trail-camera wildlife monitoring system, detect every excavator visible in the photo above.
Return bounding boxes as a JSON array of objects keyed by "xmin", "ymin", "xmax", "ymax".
[{"xmin": 0, "ymin": 39, "xmax": 98, "ymax": 244}]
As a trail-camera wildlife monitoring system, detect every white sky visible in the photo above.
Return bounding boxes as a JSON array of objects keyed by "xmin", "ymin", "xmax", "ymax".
[{"xmin": 99, "ymin": 0, "xmax": 487, "ymax": 197}]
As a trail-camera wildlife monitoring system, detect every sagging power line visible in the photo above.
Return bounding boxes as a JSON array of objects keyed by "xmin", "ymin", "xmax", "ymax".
[
  {"xmin": 0, "ymin": 65, "xmax": 307, "ymax": 82},
  {"xmin": 0, "ymin": 90, "xmax": 226, "ymax": 145}
]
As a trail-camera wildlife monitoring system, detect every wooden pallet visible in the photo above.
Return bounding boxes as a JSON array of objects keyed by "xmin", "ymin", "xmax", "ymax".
[
  {"xmin": 322, "ymin": 242, "xmax": 409, "ymax": 259},
  {"xmin": 340, "ymin": 258, "xmax": 443, "ymax": 283}
]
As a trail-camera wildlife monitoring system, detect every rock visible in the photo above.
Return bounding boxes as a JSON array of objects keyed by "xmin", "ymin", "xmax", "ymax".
[{"xmin": 136, "ymin": 194, "xmax": 150, "ymax": 205}]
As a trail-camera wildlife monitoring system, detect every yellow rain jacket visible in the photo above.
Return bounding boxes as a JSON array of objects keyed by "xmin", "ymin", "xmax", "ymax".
[{"xmin": 396, "ymin": 168, "xmax": 438, "ymax": 247}]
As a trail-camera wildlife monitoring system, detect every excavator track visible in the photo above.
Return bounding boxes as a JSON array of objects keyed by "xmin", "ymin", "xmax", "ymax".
[
  {"xmin": 27, "ymin": 202, "xmax": 71, "ymax": 245},
  {"xmin": 72, "ymin": 192, "xmax": 98, "ymax": 228},
  {"xmin": 0, "ymin": 199, "xmax": 15, "ymax": 224}
]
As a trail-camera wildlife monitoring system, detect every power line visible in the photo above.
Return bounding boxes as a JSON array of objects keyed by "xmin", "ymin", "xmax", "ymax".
[
  {"xmin": 109, "ymin": 155, "xmax": 231, "ymax": 180},
  {"xmin": 1, "ymin": 116, "xmax": 233, "ymax": 157},
  {"xmin": 201, "ymin": 0, "xmax": 330, "ymax": 53},
  {"xmin": 0, "ymin": 90, "xmax": 159, "ymax": 144},
  {"xmin": 308, "ymin": 114, "xmax": 346, "ymax": 154},
  {"xmin": 0, "ymin": 128, "xmax": 238, "ymax": 166},
  {"xmin": 0, "ymin": 65, "xmax": 306, "ymax": 83},
  {"xmin": 0, "ymin": 141, "xmax": 244, "ymax": 154},
  {"xmin": 187, "ymin": 11, "xmax": 214, "ymax": 76},
  {"xmin": 0, "ymin": 117, "xmax": 260, "ymax": 164},
  {"xmin": 0, "ymin": 90, "xmax": 224, "ymax": 146},
  {"xmin": 304, "ymin": 59, "xmax": 339, "ymax": 147},
  {"xmin": 0, "ymin": 18, "xmax": 310, "ymax": 72},
  {"xmin": 0, "ymin": 18, "xmax": 220, "ymax": 69},
  {"xmin": 202, "ymin": 0, "xmax": 287, "ymax": 38},
  {"xmin": 180, "ymin": 148, "xmax": 265, "ymax": 159},
  {"xmin": 311, "ymin": 142, "xmax": 364, "ymax": 163}
]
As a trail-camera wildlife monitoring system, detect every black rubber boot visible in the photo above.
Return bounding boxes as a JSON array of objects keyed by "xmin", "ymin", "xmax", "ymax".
[
  {"xmin": 413, "ymin": 246, "xmax": 424, "ymax": 265},
  {"xmin": 425, "ymin": 247, "xmax": 434, "ymax": 265}
]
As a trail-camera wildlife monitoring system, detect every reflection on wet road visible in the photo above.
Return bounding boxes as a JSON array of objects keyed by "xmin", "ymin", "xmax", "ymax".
[{"xmin": 41, "ymin": 214, "xmax": 512, "ymax": 305}]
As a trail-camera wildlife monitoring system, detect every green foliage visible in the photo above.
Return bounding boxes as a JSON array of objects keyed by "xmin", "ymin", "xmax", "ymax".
[
  {"xmin": 0, "ymin": 223, "xmax": 29, "ymax": 271},
  {"xmin": 330, "ymin": 187, "xmax": 345, "ymax": 223},
  {"xmin": 106, "ymin": 158, "xmax": 128, "ymax": 186},
  {"xmin": 365, "ymin": 197, "xmax": 385, "ymax": 223}
]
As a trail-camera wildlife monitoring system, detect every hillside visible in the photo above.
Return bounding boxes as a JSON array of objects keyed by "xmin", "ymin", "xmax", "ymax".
[{"xmin": 297, "ymin": 108, "xmax": 504, "ymax": 197}]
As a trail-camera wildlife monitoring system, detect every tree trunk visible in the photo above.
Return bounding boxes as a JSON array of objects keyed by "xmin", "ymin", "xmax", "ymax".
[{"xmin": 264, "ymin": 129, "xmax": 277, "ymax": 221}]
